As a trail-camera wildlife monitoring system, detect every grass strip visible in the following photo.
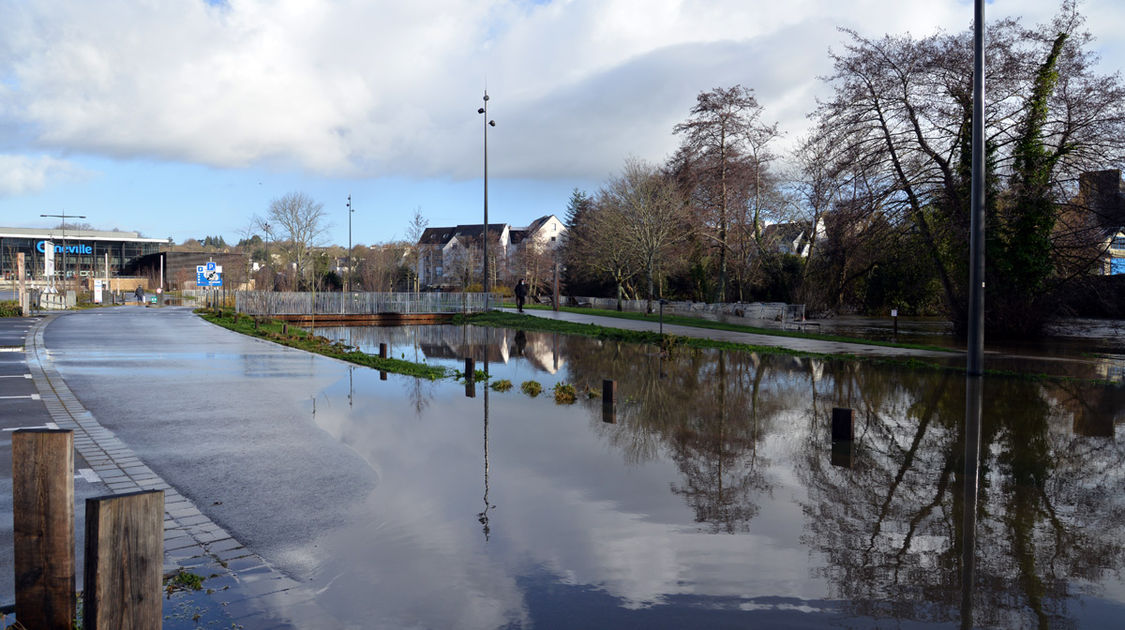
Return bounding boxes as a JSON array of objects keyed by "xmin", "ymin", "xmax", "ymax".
[
  {"xmin": 196, "ymin": 308, "xmax": 448, "ymax": 380},
  {"xmin": 497, "ymin": 302, "xmax": 956, "ymax": 354}
]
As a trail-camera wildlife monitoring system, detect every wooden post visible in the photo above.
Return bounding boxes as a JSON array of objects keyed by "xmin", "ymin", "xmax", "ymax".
[
  {"xmin": 379, "ymin": 343, "xmax": 388, "ymax": 359},
  {"xmin": 832, "ymin": 407, "xmax": 854, "ymax": 442},
  {"xmin": 282, "ymin": 322, "xmax": 288, "ymax": 336},
  {"xmin": 380, "ymin": 371, "xmax": 388, "ymax": 381},
  {"xmin": 13, "ymin": 429, "xmax": 75, "ymax": 629},
  {"xmin": 465, "ymin": 357, "xmax": 475, "ymax": 383},
  {"xmin": 602, "ymin": 379, "xmax": 616, "ymax": 424},
  {"xmin": 84, "ymin": 490, "xmax": 164, "ymax": 629}
]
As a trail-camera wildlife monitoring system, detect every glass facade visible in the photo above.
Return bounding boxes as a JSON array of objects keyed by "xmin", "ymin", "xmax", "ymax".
[{"xmin": 0, "ymin": 232, "xmax": 167, "ymax": 281}]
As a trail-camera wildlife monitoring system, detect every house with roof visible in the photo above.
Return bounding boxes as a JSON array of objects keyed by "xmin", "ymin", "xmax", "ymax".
[
  {"xmin": 759, "ymin": 218, "xmax": 825, "ymax": 258},
  {"xmin": 416, "ymin": 215, "xmax": 565, "ymax": 289}
]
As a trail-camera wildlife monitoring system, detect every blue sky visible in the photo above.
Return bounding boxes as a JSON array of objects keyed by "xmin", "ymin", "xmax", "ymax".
[{"xmin": 2, "ymin": 0, "xmax": 1123, "ymax": 247}]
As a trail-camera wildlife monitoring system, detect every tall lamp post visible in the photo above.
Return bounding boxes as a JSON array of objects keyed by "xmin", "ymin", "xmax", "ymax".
[
  {"xmin": 477, "ymin": 91, "xmax": 496, "ymax": 308},
  {"xmin": 40, "ymin": 212, "xmax": 86, "ymax": 298},
  {"xmin": 346, "ymin": 195, "xmax": 354, "ymax": 293}
]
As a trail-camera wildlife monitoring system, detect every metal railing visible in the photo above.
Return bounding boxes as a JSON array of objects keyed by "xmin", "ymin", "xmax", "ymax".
[{"xmin": 235, "ymin": 291, "xmax": 490, "ymax": 316}]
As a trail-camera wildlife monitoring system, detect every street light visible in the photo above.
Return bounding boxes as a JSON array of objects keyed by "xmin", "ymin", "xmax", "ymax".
[
  {"xmin": 346, "ymin": 195, "xmax": 354, "ymax": 293},
  {"xmin": 478, "ymin": 91, "xmax": 496, "ymax": 308},
  {"xmin": 40, "ymin": 212, "xmax": 86, "ymax": 298}
]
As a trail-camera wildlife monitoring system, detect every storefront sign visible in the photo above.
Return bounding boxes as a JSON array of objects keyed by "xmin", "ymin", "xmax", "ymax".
[{"xmin": 36, "ymin": 240, "xmax": 92, "ymax": 255}]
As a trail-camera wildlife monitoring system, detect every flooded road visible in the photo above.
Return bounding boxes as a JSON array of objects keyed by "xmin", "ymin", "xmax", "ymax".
[
  {"xmin": 33, "ymin": 308, "xmax": 1125, "ymax": 628},
  {"xmin": 301, "ymin": 324, "xmax": 1125, "ymax": 628}
]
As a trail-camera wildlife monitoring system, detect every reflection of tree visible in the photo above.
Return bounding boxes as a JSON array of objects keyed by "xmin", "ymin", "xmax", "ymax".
[
  {"xmin": 797, "ymin": 369, "xmax": 1125, "ymax": 629},
  {"xmin": 565, "ymin": 342, "xmax": 817, "ymax": 533}
]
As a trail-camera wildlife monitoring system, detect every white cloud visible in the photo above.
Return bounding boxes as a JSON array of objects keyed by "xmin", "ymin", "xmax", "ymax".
[
  {"xmin": 0, "ymin": 154, "xmax": 90, "ymax": 196},
  {"xmin": 0, "ymin": 0, "xmax": 1120, "ymax": 181}
]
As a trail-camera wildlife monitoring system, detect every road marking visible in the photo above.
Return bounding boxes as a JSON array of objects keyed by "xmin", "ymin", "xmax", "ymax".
[
  {"xmin": 3, "ymin": 420, "xmax": 58, "ymax": 429},
  {"xmin": 76, "ymin": 468, "xmax": 101, "ymax": 483},
  {"xmin": 0, "ymin": 347, "xmax": 24, "ymax": 353},
  {"xmin": 0, "ymin": 393, "xmax": 40, "ymax": 400},
  {"xmin": 0, "ymin": 374, "xmax": 32, "ymax": 379}
]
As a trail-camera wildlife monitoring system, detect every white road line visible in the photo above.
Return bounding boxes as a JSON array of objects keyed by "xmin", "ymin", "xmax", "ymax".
[
  {"xmin": 0, "ymin": 374, "xmax": 32, "ymax": 379},
  {"xmin": 0, "ymin": 393, "xmax": 40, "ymax": 400},
  {"xmin": 0, "ymin": 347, "xmax": 24, "ymax": 353}
]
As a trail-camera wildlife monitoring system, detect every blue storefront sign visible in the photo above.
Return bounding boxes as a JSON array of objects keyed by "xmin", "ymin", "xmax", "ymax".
[
  {"xmin": 1112, "ymin": 258, "xmax": 1125, "ymax": 275},
  {"xmin": 36, "ymin": 240, "xmax": 92, "ymax": 255}
]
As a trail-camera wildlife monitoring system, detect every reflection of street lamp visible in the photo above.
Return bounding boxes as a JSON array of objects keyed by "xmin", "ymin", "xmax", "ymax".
[
  {"xmin": 477, "ymin": 91, "xmax": 496, "ymax": 308},
  {"xmin": 40, "ymin": 212, "xmax": 86, "ymax": 298}
]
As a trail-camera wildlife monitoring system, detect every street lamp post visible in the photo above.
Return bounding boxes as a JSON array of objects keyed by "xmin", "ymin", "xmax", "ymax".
[
  {"xmin": 478, "ymin": 91, "xmax": 496, "ymax": 309},
  {"xmin": 40, "ymin": 212, "xmax": 86, "ymax": 299},
  {"xmin": 346, "ymin": 195, "xmax": 354, "ymax": 294}
]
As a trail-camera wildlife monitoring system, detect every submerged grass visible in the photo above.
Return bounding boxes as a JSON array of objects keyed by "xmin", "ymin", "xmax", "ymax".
[{"xmin": 196, "ymin": 308, "xmax": 447, "ymax": 380}]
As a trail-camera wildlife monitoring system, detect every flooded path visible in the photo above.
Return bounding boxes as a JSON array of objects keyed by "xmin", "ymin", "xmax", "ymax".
[{"xmin": 25, "ymin": 307, "xmax": 1125, "ymax": 628}]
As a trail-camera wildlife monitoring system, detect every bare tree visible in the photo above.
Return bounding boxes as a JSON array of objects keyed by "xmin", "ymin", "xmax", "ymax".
[
  {"xmin": 258, "ymin": 192, "xmax": 329, "ymax": 291},
  {"xmin": 604, "ymin": 159, "xmax": 689, "ymax": 312},
  {"xmin": 673, "ymin": 85, "xmax": 779, "ymax": 302},
  {"xmin": 403, "ymin": 207, "xmax": 428, "ymax": 293},
  {"xmin": 571, "ymin": 193, "xmax": 640, "ymax": 310}
]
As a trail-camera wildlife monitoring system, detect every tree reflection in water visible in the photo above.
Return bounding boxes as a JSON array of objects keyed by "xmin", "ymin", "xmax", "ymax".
[{"xmin": 795, "ymin": 366, "xmax": 1125, "ymax": 629}]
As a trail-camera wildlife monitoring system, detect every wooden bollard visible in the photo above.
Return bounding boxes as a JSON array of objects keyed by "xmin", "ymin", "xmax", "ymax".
[
  {"xmin": 465, "ymin": 357, "xmax": 475, "ymax": 383},
  {"xmin": 380, "ymin": 371, "xmax": 388, "ymax": 381},
  {"xmin": 84, "ymin": 490, "xmax": 164, "ymax": 629},
  {"xmin": 602, "ymin": 379, "xmax": 616, "ymax": 424},
  {"xmin": 13, "ymin": 429, "xmax": 75, "ymax": 629},
  {"xmin": 379, "ymin": 343, "xmax": 388, "ymax": 359},
  {"xmin": 282, "ymin": 323, "xmax": 289, "ymax": 335},
  {"xmin": 832, "ymin": 407, "xmax": 854, "ymax": 442}
]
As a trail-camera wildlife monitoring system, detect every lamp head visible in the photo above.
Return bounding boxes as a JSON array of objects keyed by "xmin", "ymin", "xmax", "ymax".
[
  {"xmin": 478, "ymin": 107, "xmax": 485, "ymax": 114},
  {"xmin": 489, "ymin": 120, "xmax": 496, "ymax": 127}
]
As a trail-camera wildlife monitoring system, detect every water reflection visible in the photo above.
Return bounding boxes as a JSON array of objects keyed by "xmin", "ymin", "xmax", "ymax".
[{"xmin": 295, "ymin": 326, "xmax": 1125, "ymax": 628}]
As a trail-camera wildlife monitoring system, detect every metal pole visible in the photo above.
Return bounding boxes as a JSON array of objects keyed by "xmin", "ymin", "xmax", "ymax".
[
  {"xmin": 479, "ymin": 91, "xmax": 495, "ymax": 309},
  {"xmin": 346, "ymin": 194, "xmax": 353, "ymax": 294},
  {"xmin": 967, "ymin": 0, "xmax": 986, "ymax": 375}
]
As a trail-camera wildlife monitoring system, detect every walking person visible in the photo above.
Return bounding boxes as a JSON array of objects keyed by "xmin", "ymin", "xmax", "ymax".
[
  {"xmin": 514, "ymin": 278, "xmax": 528, "ymax": 313},
  {"xmin": 134, "ymin": 285, "xmax": 144, "ymax": 304}
]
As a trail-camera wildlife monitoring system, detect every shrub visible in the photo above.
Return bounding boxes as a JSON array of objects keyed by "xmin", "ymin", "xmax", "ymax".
[
  {"xmin": 553, "ymin": 383, "xmax": 577, "ymax": 404},
  {"xmin": 520, "ymin": 380, "xmax": 543, "ymax": 397}
]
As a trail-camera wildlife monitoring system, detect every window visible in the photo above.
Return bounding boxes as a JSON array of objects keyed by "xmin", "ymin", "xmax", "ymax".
[{"xmin": 1113, "ymin": 236, "xmax": 1125, "ymax": 250}]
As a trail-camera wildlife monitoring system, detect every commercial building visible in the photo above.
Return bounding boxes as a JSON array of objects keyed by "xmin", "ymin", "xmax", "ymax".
[{"xmin": 0, "ymin": 227, "xmax": 171, "ymax": 283}]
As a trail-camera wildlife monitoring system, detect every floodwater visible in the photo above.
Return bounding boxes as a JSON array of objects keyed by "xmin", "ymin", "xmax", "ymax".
[{"xmin": 298, "ymin": 324, "xmax": 1125, "ymax": 628}]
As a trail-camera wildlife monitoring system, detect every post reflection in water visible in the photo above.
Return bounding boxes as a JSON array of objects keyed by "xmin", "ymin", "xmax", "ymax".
[
  {"xmin": 301, "ymin": 324, "xmax": 1125, "ymax": 629},
  {"xmin": 961, "ymin": 376, "xmax": 982, "ymax": 630}
]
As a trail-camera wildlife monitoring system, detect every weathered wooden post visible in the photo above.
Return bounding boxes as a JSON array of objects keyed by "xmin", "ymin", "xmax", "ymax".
[
  {"xmin": 465, "ymin": 358, "xmax": 475, "ymax": 383},
  {"xmin": 602, "ymin": 379, "xmax": 616, "ymax": 424},
  {"xmin": 84, "ymin": 490, "xmax": 164, "ymax": 629},
  {"xmin": 379, "ymin": 343, "xmax": 388, "ymax": 359},
  {"xmin": 831, "ymin": 407, "xmax": 854, "ymax": 468},
  {"xmin": 282, "ymin": 322, "xmax": 289, "ymax": 336},
  {"xmin": 13, "ymin": 429, "xmax": 75, "ymax": 629},
  {"xmin": 380, "ymin": 371, "xmax": 388, "ymax": 381}
]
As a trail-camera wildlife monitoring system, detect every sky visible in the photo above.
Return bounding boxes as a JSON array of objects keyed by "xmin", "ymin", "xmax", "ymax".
[{"xmin": 1, "ymin": 0, "xmax": 1124, "ymax": 248}]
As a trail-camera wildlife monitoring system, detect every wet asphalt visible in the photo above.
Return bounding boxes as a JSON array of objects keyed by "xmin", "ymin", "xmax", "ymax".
[{"xmin": 38, "ymin": 306, "xmax": 375, "ymax": 574}]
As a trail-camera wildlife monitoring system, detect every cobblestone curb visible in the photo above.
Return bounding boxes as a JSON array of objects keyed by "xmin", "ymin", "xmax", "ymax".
[{"xmin": 25, "ymin": 315, "xmax": 319, "ymax": 627}]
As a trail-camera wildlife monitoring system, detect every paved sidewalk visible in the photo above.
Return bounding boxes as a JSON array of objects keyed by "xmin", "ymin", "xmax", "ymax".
[{"xmin": 508, "ymin": 308, "xmax": 962, "ymax": 359}]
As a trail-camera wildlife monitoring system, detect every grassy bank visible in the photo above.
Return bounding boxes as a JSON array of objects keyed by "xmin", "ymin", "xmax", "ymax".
[{"xmin": 196, "ymin": 308, "xmax": 448, "ymax": 380}]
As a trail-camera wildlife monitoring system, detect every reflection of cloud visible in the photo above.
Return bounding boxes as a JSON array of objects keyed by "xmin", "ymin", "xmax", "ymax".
[{"xmin": 303, "ymin": 373, "xmax": 814, "ymax": 625}]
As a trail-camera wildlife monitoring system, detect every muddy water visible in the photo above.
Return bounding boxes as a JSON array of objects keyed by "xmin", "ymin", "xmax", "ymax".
[{"xmin": 302, "ymin": 325, "xmax": 1125, "ymax": 628}]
